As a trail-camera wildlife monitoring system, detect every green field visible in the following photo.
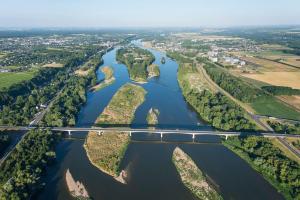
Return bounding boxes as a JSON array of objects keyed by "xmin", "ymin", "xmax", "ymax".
[
  {"xmin": 0, "ymin": 71, "xmax": 36, "ymax": 90},
  {"xmin": 251, "ymin": 96, "xmax": 300, "ymax": 120}
]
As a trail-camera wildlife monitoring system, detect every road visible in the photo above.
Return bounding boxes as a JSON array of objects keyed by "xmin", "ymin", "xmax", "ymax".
[
  {"xmin": 196, "ymin": 64, "xmax": 274, "ymax": 132},
  {"xmin": 277, "ymin": 137, "xmax": 300, "ymax": 158}
]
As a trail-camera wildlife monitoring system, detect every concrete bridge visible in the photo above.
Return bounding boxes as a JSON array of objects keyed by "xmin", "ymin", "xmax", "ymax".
[{"xmin": 1, "ymin": 126, "xmax": 299, "ymax": 141}]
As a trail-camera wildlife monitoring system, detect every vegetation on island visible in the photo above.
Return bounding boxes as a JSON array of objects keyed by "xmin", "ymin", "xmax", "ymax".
[
  {"xmin": 116, "ymin": 47, "xmax": 155, "ymax": 82},
  {"xmin": 178, "ymin": 62, "xmax": 256, "ymax": 131},
  {"xmin": 147, "ymin": 64, "xmax": 160, "ymax": 78},
  {"xmin": 146, "ymin": 108, "xmax": 160, "ymax": 125},
  {"xmin": 172, "ymin": 147, "xmax": 223, "ymax": 200},
  {"xmin": 0, "ymin": 129, "xmax": 58, "ymax": 200},
  {"xmin": 91, "ymin": 66, "xmax": 115, "ymax": 92},
  {"xmin": 84, "ymin": 132, "xmax": 129, "ymax": 177},
  {"xmin": 96, "ymin": 83, "xmax": 146, "ymax": 125},
  {"xmin": 223, "ymin": 136, "xmax": 300, "ymax": 200}
]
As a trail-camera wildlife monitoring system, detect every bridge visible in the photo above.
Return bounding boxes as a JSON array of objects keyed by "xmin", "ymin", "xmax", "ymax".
[{"xmin": 1, "ymin": 126, "xmax": 300, "ymax": 141}]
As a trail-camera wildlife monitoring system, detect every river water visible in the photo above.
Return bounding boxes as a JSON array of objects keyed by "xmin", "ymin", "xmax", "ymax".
[{"xmin": 38, "ymin": 42, "xmax": 283, "ymax": 200}]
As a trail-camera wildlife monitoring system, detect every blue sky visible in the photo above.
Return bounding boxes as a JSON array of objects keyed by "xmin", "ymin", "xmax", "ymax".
[{"xmin": 0, "ymin": 0, "xmax": 299, "ymax": 27}]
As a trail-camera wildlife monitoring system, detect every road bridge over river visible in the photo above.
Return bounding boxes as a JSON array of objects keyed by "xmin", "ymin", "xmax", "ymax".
[{"xmin": 1, "ymin": 126, "xmax": 299, "ymax": 140}]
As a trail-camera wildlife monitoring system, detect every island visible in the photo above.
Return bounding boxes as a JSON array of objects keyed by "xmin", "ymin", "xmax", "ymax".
[
  {"xmin": 172, "ymin": 147, "xmax": 223, "ymax": 200},
  {"xmin": 90, "ymin": 66, "xmax": 115, "ymax": 91},
  {"xmin": 116, "ymin": 46, "xmax": 155, "ymax": 83},
  {"xmin": 146, "ymin": 108, "xmax": 160, "ymax": 125},
  {"xmin": 161, "ymin": 57, "xmax": 166, "ymax": 64},
  {"xmin": 84, "ymin": 83, "xmax": 146, "ymax": 182},
  {"xmin": 65, "ymin": 169, "xmax": 90, "ymax": 199},
  {"xmin": 96, "ymin": 83, "xmax": 147, "ymax": 124},
  {"xmin": 147, "ymin": 64, "xmax": 160, "ymax": 78}
]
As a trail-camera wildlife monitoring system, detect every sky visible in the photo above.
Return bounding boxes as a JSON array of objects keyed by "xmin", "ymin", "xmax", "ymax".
[{"xmin": 0, "ymin": 0, "xmax": 299, "ymax": 28}]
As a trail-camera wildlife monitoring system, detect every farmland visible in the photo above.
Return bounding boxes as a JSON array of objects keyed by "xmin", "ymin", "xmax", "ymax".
[{"xmin": 0, "ymin": 71, "xmax": 36, "ymax": 90}]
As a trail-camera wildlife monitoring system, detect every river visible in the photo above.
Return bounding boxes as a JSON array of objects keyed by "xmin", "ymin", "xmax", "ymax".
[{"xmin": 37, "ymin": 41, "xmax": 283, "ymax": 200}]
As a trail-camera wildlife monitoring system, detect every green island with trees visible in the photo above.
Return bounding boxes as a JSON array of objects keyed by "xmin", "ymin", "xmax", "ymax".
[
  {"xmin": 172, "ymin": 147, "xmax": 223, "ymax": 200},
  {"xmin": 116, "ymin": 47, "xmax": 155, "ymax": 82},
  {"xmin": 223, "ymin": 136, "xmax": 300, "ymax": 200},
  {"xmin": 0, "ymin": 129, "xmax": 58, "ymax": 199}
]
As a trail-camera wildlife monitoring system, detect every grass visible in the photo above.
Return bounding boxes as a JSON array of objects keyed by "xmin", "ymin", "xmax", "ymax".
[
  {"xmin": 172, "ymin": 147, "xmax": 223, "ymax": 200},
  {"xmin": 84, "ymin": 131, "xmax": 129, "ymax": 177},
  {"xmin": 96, "ymin": 83, "xmax": 146, "ymax": 125},
  {"xmin": 251, "ymin": 96, "xmax": 300, "ymax": 120},
  {"xmin": 0, "ymin": 71, "xmax": 36, "ymax": 90},
  {"xmin": 242, "ymin": 72, "xmax": 300, "ymax": 89}
]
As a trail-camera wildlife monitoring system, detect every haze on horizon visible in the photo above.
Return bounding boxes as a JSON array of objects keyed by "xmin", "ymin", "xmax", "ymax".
[{"xmin": 0, "ymin": 0, "xmax": 300, "ymax": 28}]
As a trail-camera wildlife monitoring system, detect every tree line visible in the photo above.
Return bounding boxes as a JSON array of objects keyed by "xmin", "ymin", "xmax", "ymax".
[
  {"xmin": 0, "ymin": 129, "xmax": 58, "ymax": 199},
  {"xmin": 223, "ymin": 136, "xmax": 300, "ymax": 200},
  {"xmin": 262, "ymin": 86, "xmax": 300, "ymax": 96}
]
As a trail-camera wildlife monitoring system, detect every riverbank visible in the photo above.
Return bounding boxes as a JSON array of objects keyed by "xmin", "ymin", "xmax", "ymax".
[
  {"xmin": 223, "ymin": 136, "xmax": 300, "ymax": 200},
  {"xmin": 96, "ymin": 83, "xmax": 146, "ymax": 124},
  {"xmin": 146, "ymin": 108, "xmax": 160, "ymax": 125},
  {"xmin": 172, "ymin": 147, "xmax": 223, "ymax": 200},
  {"xmin": 84, "ymin": 132, "xmax": 129, "ymax": 179},
  {"xmin": 90, "ymin": 66, "xmax": 115, "ymax": 91}
]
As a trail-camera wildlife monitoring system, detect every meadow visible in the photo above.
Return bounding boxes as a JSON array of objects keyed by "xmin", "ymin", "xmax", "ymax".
[{"xmin": 0, "ymin": 71, "xmax": 36, "ymax": 90}]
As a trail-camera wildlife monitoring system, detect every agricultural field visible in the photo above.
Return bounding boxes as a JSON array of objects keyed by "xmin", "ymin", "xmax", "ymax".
[
  {"xmin": 242, "ymin": 72, "xmax": 300, "ymax": 89},
  {"xmin": 251, "ymin": 96, "xmax": 300, "ymax": 120},
  {"xmin": 0, "ymin": 71, "xmax": 36, "ymax": 90},
  {"xmin": 42, "ymin": 62, "xmax": 64, "ymax": 68},
  {"xmin": 277, "ymin": 95, "xmax": 300, "ymax": 111}
]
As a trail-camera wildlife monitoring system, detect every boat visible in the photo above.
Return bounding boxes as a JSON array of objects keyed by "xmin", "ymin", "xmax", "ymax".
[{"xmin": 161, "ymin": 57, "xmax": 166, "ymax": 64}]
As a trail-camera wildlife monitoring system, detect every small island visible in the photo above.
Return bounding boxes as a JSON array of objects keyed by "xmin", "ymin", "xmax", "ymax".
[
  {"xmin": 147, "ymin": 64, "xmax": 160, "ymax": 78},
  {"xmin": 172, "ymin": 147, "xmax": 223, "ymax": 200},
  {"xmin": 116, "ymin": 46, "xmax": 155, "ymax": 83},
  {"xmin": 65, "ymin": 169, "xmax": 90, "ymax": 199},
  {"xmin": 90, "ymin": 66, "xmax": 115, "ymax": 91},
  {"xmin": 146, "ymin": 108, "xmax": 160, "ymax": 125},
  {"xmin": 96, "ymin": 83, "xmax": 147, "ymax": 124},
  {"xmin": 161, "ymin": 57, "xmax": 166, "ymax": 64}
]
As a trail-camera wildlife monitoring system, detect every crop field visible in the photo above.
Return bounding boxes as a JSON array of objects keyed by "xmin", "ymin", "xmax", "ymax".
[
  {"xmin": 242, "ymin": 72, "xmax": 300, "ymax": 89},
  {"xmin": 0, "ymin": 71, "xmax": 36, "ymax": 90},
  {"xmin": 42, "ymin": 62, "xmax": 64, "ymax": 68},
  {"xmin": 251, "ymin": 96, "xmax": 300, "ymax": 120},
  {"xmin": 241, "ymin": 56, "xmax": 297, "ymax": 72},
  {"xmin": 277, "ymin": 95, "xmax": 300, "ymax": 111}
]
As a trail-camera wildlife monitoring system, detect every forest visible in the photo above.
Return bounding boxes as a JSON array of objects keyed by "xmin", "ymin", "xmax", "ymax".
[
  {"xmin": 223, "ymin": 136, "xmax": 300, "ymax": 200},
  {"xmin": 267, "ymin": 121, "xmax": 300, "ymax": 135},
  {"xmin": 0, "ymin": 129, "xmax": 58, "ymax": 200}
]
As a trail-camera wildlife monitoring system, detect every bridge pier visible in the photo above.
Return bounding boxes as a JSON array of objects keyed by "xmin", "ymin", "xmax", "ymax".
[
  {"xmin": 67, "ymin": 130, "xmax": 72, "ymax": 136},
  {"xmin": 129, "ymin": 131, "xmax": 132, "ymax": 137},
  {"xmin": 192, "ymin": 133, "xmax": 195, "ymax": 143},
  {"xmin": 225, "ymin": 135, "xmax": 228, "ymax": 140},
  {"xmin": 160, "ymin": 133, "xmax": 163, "ymax": 141}
]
